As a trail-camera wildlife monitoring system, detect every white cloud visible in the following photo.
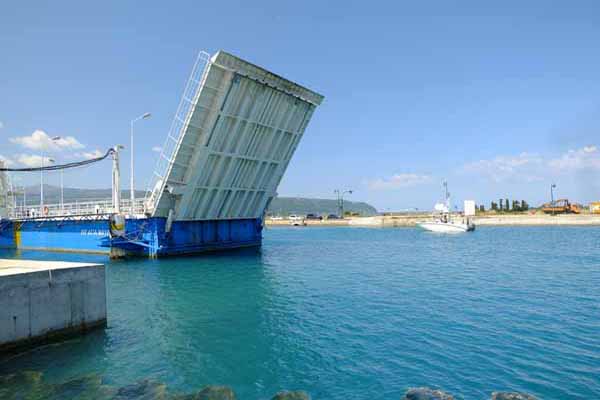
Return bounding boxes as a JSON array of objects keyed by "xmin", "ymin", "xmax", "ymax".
[
  {"xmin": 0, "ymin": 155, "xmax": 14, "ymax": 167},
  {"xmin": 367, "ymin": 173, "xmax": 432, "ymax": 190},
  {"xmin": 15, "ymin": 154, "xmax": 55, "ymax": 168},
  {"xmin": 461, "ymin": 152, "xmax": 544, "ymax": 182},
  {"xmin": 0, "ymin": 121, "xmax": 4, "ymax": 129},
  {"xmin": 74, "ymin": 149, "xmax": 104, "ymax": 160},
  {"xmin": 152, "ymin": 146, "xmax": 162, "ymax": 153},
  {"xmin": 10, "ymin": 130, "xmax": 85, "ymax": 151},
  {"xmin": 461, "ymin": 145, "xmax": 600, "ymax": 182},
  {"xmin": 548, "ymin": 145, "xmax": 600, "ymax": 171},
  {"xmin": 583, "ymin": 145, "xmax": 597, "ymax": 153}
]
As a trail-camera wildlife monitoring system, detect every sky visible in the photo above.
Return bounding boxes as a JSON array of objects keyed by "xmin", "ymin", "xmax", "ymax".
[{"xmin": 1, "ymin": 1, "xmax": 599, "ymax": 211}]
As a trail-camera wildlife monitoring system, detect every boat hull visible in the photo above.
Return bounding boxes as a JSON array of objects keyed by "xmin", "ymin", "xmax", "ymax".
[
  {"xmin": 417, "ymin": 221, "xmax": 474, "ymax": 233},
  {"xmin": 0, "ymin": 217, "xmax": 263, "ymax": 257}
]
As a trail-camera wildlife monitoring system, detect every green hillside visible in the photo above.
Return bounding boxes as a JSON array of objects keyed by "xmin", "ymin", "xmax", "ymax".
[{"xmin": 267, "ymin": 197, "xmax": 378, "ymax": 216}]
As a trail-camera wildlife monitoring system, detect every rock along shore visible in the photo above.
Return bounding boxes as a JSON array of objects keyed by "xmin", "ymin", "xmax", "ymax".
[{"xmin": 0, "ymin": 372, "xmax": 540, "ymax": 399}]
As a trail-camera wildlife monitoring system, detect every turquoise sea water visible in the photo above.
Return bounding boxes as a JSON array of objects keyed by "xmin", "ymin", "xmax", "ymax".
[{"xmin": 1, "ymin": 226, "xmax": 599, "ymax": 399}]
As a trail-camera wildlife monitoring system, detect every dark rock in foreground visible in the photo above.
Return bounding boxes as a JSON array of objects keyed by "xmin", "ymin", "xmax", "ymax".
[
  {"xmin": 403, "ymin": 387, "xmax": 454, "ymax": 400},
  {"xmin": 271, "ymin": 390, "xmax": 310, "ymax": 400},
  {"xmin": 0, "ymin": 371, "xmax": 543, "ymax": 400},
  {"xmin": 0, "ymin": 370, "xmax": 43, "ymax": 386},
  {"xmin": 492, "ymin": 392, "xmax": 538, "ymax": 400},
  {"xmin": 0, "ymin": 371, "xmax": 45, "ymax": 399},
  {"xmin": 52, "ymin": 374, "xmax": 115, "ymax": 399},
  {"xmin": 192, "ymin": 385, "xmax": 237, "ymax": 400},
  {"xmin": 113, "ymin": 379, "xmax": 167, "ymax": 399}
]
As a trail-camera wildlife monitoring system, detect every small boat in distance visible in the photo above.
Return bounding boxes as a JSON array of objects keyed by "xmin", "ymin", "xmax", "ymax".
[
  {"xmin": 417, "ymin": 182, "xmax": 475, "ymax": 233},
  {"xmin": 289, "ymin": 214, "xmax": 306, "ymax": 226}
]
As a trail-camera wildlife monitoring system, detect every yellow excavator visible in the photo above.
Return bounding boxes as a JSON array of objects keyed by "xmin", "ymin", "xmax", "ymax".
[{"xmin": 541, "ymin": 199, "xmax": 581, "ymax": 214}]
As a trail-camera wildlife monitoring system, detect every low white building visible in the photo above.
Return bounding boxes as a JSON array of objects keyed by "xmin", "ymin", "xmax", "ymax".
[{"xmin": 464, "ymin": 200, "xmax": 476, "ymax": 216}]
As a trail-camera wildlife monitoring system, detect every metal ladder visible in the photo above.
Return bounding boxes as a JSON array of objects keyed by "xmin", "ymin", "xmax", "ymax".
[{"xmin": 144, "ymin": 51, "xmax": 212, "ymax": 214}]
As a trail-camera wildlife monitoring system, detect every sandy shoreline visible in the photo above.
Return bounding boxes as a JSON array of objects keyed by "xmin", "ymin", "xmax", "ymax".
[{"xmin": 266, "ymin": 214, "xmax": 600, "ymax": 227}]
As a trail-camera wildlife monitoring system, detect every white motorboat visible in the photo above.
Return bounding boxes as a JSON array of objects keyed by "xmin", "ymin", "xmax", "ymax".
[
  {"xmin": 417, "ymin": 182, "xmax": 475, "ymax": 233},
  {"xmin": 288, "ymin": 214, "xmax": 306, "ymax": 226},
  {"xmin": 417, "ymin": 218, "xmax": 475, "ymax": 233}
]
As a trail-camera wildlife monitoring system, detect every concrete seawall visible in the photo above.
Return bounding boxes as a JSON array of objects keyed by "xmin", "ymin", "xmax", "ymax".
[
  {"xmin": 266, "ymin": 214, "xmax": 600, "ymax": 227},
  {"xmin": 0, "ymin": 259, "xmax": 106, "ymax": 353},
  {"xmin": 474, "ymin": 214, "xmax": 600, "ymax": 225}
]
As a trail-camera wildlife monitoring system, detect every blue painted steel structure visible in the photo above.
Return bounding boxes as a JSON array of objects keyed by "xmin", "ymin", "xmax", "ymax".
[
  {"xmin": 104, "ymin": 217, "xmax": 263, "ymax": 256},
  {"xmin": 0, "ymin": 217, "xmax": 263, "ymax": 257},
  {"xmin": 0, "ymin": 50, "xmax": 321, "ymax": 258},
  {"xmin": 0, "ymin": 220, "xmax": 15, "ymax": 249}
]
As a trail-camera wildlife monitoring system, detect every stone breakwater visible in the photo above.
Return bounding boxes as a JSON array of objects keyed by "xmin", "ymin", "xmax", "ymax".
[{"xmin": 0, "ymin": 372, "xmax": 539, "ymax": 399}]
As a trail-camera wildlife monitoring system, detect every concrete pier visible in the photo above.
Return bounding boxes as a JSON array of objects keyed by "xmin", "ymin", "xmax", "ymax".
[{"xmin": 0, "ymin": 259, "xmax": 106, "ymax": 353}]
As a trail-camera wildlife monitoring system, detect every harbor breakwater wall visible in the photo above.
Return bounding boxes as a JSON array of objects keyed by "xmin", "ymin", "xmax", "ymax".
[
  {"xmin": 0, "ymin": 259, "xmax": 106, "ymax": 353},
  {"xmin": 0, "ymin": 372, "xmax": 540, "ymax": 400},
  {"xmin": 266, "ymin": 214, "xmax": 600, "ymax": 227}
]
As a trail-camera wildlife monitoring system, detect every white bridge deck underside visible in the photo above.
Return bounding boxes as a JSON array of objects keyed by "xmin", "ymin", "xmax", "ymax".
[{"xmin": 147, "ymin": 51, "xmax": 323, "ymax": 221}]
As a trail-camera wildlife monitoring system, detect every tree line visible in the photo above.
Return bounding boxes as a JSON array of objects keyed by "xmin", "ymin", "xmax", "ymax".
[{"xmin": 478, "ymin": 199, "xmax": 530, "ymax": 213}]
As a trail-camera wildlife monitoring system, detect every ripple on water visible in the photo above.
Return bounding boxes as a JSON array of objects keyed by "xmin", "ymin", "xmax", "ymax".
[{"xmin": 1, "ymin": 226, "xmax": 599, "ymax": 399}]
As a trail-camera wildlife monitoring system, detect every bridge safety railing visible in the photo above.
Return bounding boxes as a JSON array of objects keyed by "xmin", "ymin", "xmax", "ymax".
[{"xmin": 8, "ymin": 198, "xmax": 146, "ymax": 219}]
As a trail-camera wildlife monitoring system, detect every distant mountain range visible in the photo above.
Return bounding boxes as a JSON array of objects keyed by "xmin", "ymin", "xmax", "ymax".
[
  {"xmin": 13, "ymin": 185, "xmax": 147, "ymax": 206},
  {"xmin": 11, "ymin": 185, "xmax": 379, "ymax": 216},
  {"xmin": 268, "ymin": 197, "xmax": 378, "ymax": 216}
]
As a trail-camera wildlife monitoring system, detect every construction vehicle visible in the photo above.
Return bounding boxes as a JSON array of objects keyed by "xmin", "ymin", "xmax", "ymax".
[{"xmin": 541, "ymin": 199, "xmax": 581, "ymax": 214}]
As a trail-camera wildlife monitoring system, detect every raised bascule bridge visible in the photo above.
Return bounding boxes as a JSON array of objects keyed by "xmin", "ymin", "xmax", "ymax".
[{"xmin": 0, "ymin": 51, "xmax": 324, "ymax": 257}]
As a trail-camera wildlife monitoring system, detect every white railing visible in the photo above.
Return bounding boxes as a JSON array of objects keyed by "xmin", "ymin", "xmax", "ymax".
[
  {"xmin": 9, "ymin": 198, "xmax": 145, "ymax": 219},
  {"xmin": 144, "ymin": 51, "xmax": 212, "ymax": 214}
]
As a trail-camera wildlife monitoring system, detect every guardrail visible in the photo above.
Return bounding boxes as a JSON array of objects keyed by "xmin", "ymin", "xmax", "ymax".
[{"xmin": 8, "ymin": 199, "xmax": 146, "ymax": 219}]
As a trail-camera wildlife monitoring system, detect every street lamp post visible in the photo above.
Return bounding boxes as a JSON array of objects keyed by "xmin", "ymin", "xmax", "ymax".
[
  {"xmin": 60, "ymin": 169, "xmax": 64, "ymax": 212},
  {"xmin": 551, "ymin": 183, "xmax": 557, "ymax": 216},
  {"xmin": 40, "ymin": 157, "xmax": 55, "ymax": 215},
  {"xmin": 130, "ymin": 112, "xmax": 152, "ymax": 214},
  {"xmin": 40, "ymin": 136, "xmax": 62, "ymax": 215},
  {"xmin": 334, "ymin": 189, "xmax": 353, "ymax": 218},
  {"xmin": 49, "ymin": 136, "xmax": 63, "ymax": 213},
  {"xmin": 334, "ymin": 190, "xmax": 340, "ymax": 217},
  {"xmin": 9, "ymin": 176, "xmax": 21, "ymax": 215}
]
